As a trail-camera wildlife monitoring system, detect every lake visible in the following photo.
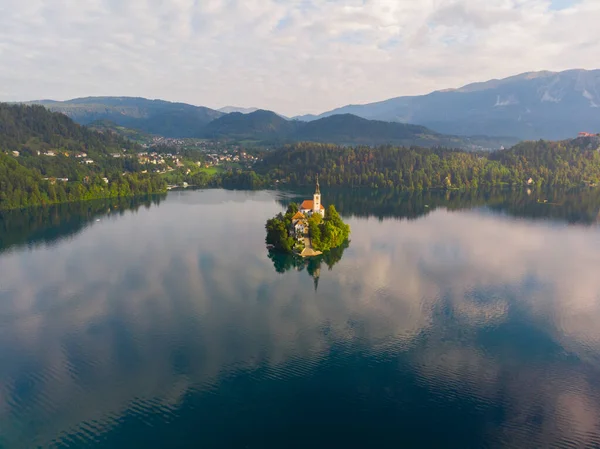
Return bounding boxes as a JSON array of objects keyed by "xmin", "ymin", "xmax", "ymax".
[{"xmin": 1, "ymin": 188, "xmax": 600, "ymax": 448}]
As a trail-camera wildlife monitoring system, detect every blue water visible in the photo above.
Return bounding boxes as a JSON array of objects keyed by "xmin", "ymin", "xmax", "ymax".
[{"xmin": 1, "ymin": 189, "xmax": 600, "ymax": 448}]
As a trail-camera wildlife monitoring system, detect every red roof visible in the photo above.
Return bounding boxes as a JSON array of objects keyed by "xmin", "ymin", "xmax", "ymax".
[{"xmin": 300, "ymin": 200, "xmax": 324, "ymax": 210}]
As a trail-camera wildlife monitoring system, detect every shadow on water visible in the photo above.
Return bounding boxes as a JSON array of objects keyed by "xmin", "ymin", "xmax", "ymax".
[
  {"xmin": 0, "ymin": 194, "xmax": 166, "ymax": 254},
  {"xmin": 277, "ymin": 187, "xmax": 600, "ymax": 225}
]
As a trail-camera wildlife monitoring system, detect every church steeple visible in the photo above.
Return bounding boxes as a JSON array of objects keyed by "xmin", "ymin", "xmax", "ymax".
[{"xmin": 313, "ymin": 174, "xmax": 322, "ymax": 215}]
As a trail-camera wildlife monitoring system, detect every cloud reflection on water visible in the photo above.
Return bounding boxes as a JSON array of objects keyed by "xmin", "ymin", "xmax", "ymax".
[{"xmin": 1, "ymin": 190, "xmax": 600, "ymax": 446}]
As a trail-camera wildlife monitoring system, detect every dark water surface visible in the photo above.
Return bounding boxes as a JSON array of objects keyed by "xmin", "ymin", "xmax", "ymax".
[{"xmin": 1, "ymin": 189, "xmax": 600, "ymax": 448}]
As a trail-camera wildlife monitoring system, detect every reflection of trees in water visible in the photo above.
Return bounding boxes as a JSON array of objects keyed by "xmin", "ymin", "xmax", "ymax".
[
  {"xmin": 277, "ymin": 188, "xmax": 600, "ymax": 225},
  {"xmin": 0, "ymin": 194, "xmax": 166, "ymax": 253},
  {"xmin": 267, "ymin": 240, "xmax": 350, "ymax": 291}
]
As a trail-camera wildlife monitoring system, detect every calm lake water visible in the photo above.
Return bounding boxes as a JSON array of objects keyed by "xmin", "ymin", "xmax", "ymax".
[{"xmin": 2, "ymin": 188, "xmax": 600, "ymax": 448}]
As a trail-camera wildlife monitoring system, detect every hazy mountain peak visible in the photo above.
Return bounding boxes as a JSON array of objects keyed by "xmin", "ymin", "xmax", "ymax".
[
  {"xmin": 312, "ymin": 69, "xmax": 600, "ymax": 140},
  {"xmin": 218, "ymin": 106, "xmax": 260, "ymax": 114}
]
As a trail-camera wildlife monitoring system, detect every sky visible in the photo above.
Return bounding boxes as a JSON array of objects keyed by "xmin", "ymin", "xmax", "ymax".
[{"xmin": 0, "ymin": 0, "xmax": 598, "ymax": 115}]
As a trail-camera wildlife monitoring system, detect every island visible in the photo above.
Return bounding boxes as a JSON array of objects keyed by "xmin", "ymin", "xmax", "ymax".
[{"xmin": 265, "ymin": 176, "xmax": 350, "ymax": 257}]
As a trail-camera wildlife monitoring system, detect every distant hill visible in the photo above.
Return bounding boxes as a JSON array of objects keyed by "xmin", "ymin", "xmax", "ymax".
[
  {"xmin": 201, "ymin": 110, "xmax": 517, "ymax": 149},
  {"xmin": 218, "ymin": 106, "xmax": 260, "ymax": 114},
  {"xmin": 29, "ymin": 97, "xmax": 516, "ymax": 149},
  {"xmin": 303, "ymin": 69, "xmax": 600, "ymax": 140},
  {"xmin": 87, "ymin": 119, "xmax": 154, "ymax": 144},
  {"xmin": 298, "ymin": 114, "xmax": 440, "ymax": 147},
  {"xmin": 30, "ymin": 97, "xmax": 223, "ymax": 138},
  {"xmin": 203, "ymin": 110, "xmax": 298, "ymax": 141},
  {"xmin": 0, "ymin": 103, "xmax": 138, "ymax": 155},
  {"xmin": 0, "ymin": 103, "xmax": 165, "ymax": 210}
]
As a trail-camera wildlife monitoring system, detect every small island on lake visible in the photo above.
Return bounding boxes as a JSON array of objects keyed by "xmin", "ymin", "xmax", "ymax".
[{"xmin": 265, "ymin": 176, "xmax": 350, "ymax": 257}]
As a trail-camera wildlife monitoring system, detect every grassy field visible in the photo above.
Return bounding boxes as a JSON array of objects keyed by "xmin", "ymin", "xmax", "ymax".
[{"xmin": 199, "ymin": 166, "xmax": 226, "ymax": 175}]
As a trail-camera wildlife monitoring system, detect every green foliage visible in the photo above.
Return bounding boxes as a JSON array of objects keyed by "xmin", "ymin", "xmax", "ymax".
[
  {"xmin": 257, "ymin": 139, "xmax": 600, "ymax": 190},
  {"xmin": 0, "ymin": 103, "xmax": 166, "ymax": 210},
  {"xmin": 265, "ymin": 213, "xmax": 295, "ymax": 253},
  {"xmin": 308, "ymin": 205, "xmax": 350, "ymax": 252}
]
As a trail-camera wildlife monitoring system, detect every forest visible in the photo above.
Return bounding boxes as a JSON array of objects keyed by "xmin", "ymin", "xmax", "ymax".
[
  {"xmin": 253, "ymin": 137, "xmax": 600, "ymax": 190},
  {"xmin": 3, "ymin": 102, "xmax": 600, "ymax": 210},
  {"xmin": 0, "ymin": 103, "xmax": 166, "ymax": 210},
  {"xmin": 0, "ymin": 153, "xmax": 166, "ymax": 209}
]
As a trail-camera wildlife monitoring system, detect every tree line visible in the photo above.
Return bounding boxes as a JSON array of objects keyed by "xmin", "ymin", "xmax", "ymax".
[
  {"xmin": 251, "ymin": 138, "xmax": 600, "ymax": 190},
  {"xmin": 0, "ymin": 153, "xmax": 166, "ymax": 209},
  {"xmin": 0, "ymin": 103, "xmax": 166, "ymax": 210}
]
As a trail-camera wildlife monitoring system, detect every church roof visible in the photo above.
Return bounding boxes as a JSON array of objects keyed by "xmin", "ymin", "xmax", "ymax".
[{"xmin": 300, "ymin": 200, "xmax": 325, "ymax": 211}]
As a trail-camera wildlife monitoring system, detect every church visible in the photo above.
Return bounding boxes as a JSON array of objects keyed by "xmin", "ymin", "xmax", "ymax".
[{"xmin": 299, "ymin": 176, "xmax": 325, "ymax": 218}]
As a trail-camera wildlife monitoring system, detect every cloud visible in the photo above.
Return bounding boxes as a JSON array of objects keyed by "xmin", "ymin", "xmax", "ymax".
[{"xmin": 0, "ymin": 0, "xmax": 599, "ymax": 114}]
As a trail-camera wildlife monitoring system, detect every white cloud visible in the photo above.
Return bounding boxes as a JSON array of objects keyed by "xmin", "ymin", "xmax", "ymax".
[{"xmin": 0, "ymin": 0, "xmax": 598, "ymax": 116}]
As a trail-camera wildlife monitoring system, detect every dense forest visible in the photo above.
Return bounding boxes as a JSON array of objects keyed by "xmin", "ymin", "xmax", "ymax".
[
  {"xmin": 251, "ymin": 137, "xmax": 600, "ymax": 190},
  {"xmin": 3, "ymin": 102, "xmax": 600, "ymax": 210},
  {"xmin": 0, "ymin": 104, "xmax": 166, "ymax": 209}
]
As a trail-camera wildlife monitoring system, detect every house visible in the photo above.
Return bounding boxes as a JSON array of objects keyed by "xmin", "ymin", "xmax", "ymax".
[
  {"xmin": 44, "ymin": 151, "xmax": 56, "ymax": 157},
  {"xmin": 292, "ymin": 211, "xmax": 307, "ymax": 240},
  {"xmin": 12, "ymin": 151, "xmax": 19, "ymax": 157},
  {"xmin": 299, "ymin": 176, "xmax": 325, "ymax": 217}
]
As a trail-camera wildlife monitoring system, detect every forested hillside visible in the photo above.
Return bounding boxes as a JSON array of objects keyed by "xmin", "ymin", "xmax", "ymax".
[
  {"xmin": 255, "ymin": 137, "xmax": 600, "ymax": 190},
  {"xmin": 0, "ymin": 104, "xmax": 166, "ymax": 209}
]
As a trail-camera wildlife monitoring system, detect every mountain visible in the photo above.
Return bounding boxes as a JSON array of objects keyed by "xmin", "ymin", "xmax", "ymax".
[
  {"xmin": 308, "ymin": 69, "xmax": 600, "ymax": 140},
  {"xmin": 201, "ymin": 110, "xmax": 517, "ymax": 149},
  {"xmin": 203, "ymin": 110, "xmax": 298, "ymax": 141},
  {"xmin": 30, "ymin": 97, "xmax": 223, "ymax": 138},
  {"xmin": 299, "ymin": 115, "xmax": 516, "ymax": 149},
  {"xmin": 0, "ymin": 103, "xmax": 166, "ymax": 210},
  {"xmin": 299, "ymin": 114, "xmax": 434, "ymax": 145},
  {"xmin": 218, "ymin": 106, "xmax": 260, "ymax": 114},
  {"xmin": 29, "ymin": 97, "xmax": 516, "ymax": 149},
  {"xmin": 87, "ymin": 119, "xmax": 154, "ymax": 144},
  {"xmin": 0, "ymin": 103, "xmax": 138, "ymax": 155}
]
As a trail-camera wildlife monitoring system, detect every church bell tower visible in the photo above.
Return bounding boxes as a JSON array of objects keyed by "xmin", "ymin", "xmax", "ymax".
[{"xmin": 313, "ymin": 174, "xmax": 321, "ymax": 215}]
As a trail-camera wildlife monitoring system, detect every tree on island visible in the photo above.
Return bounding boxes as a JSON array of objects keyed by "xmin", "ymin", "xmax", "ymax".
[
  {"xmin": 265, "ymin": 202, "xmax": 350, "ymax": 255},
  {"xmin": 265, "ymin": 202, "xmax": 300, "ymax": 253},
  {"xmin": 307, "ymin": 205, "xmax": 350, "ymax": 252}
]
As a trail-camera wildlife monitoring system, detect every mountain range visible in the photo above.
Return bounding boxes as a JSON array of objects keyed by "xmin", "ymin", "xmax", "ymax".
[
  {"xmin": 30, "ymin": 97, "xmax": 223, "ymax": 138},
  {"xmin": 27, "ymin": 69, "xmax": 600, "ymax": 144},
  {"xmin": 297, "ymin": 69, "xmax": 600, "ymax": 140},
  {"xmin": 28, "ymin": 98, "xmax": 515, "ymax": 149}
]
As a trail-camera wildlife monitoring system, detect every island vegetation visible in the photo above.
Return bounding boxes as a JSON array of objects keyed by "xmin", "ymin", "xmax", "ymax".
[{"xmin": 266, "ymin": 202, "xmax": 350, "ymax": 255}]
